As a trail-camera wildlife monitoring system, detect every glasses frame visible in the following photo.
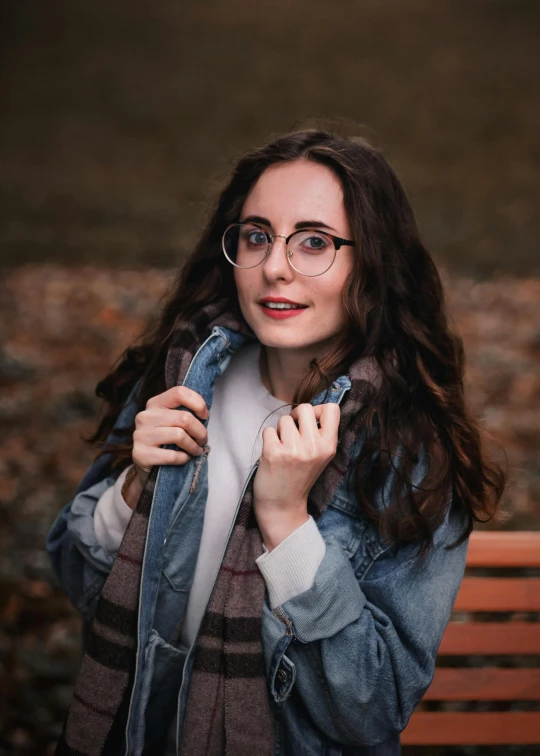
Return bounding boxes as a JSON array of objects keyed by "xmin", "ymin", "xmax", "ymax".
[{"xmin": 221, "ymin": 222, "xmax": 355, "ymax": 277}]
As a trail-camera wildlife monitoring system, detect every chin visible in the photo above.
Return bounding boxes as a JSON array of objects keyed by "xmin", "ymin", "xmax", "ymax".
[{"xmin": 256, "ymin": 331, "xmax": 318, "ymax": 351}]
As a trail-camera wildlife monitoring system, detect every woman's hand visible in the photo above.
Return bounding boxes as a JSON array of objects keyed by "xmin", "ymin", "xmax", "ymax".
[
  {"xmin": 253, "ymin": 402, "xmax": 340, "ymax": 550},
  {"xmin": 123, "ymin": 386, "xmax": 209, "ymax": 510}
]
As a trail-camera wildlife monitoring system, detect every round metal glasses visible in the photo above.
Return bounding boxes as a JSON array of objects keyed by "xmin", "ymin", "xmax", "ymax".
[{"xmin": 222, "ymin": 222, "xmax": 354, "ymax": 277}]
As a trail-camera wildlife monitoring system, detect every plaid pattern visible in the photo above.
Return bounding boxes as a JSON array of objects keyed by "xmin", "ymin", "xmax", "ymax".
[{"xmin": 56, "ymin": 297, "xmax": 380, "ymax": 755}]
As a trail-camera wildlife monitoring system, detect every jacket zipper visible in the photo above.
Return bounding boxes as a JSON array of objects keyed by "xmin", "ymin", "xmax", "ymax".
[
  {"xmin": 175, "ymin": 457, "xmax": 260, "ymax": 756},
  {"xmin": 163, "ymin": 445, "xmax": 211, "ymax": 547},
  {"xmin": 162, "ymin": 328, "xmax": 228, "ymax": 546},
  {"xmin": 124, "ymin": 328, "xmax": 223, "ymax": 756},
  {"xmin": 174, "ymin": 379, "xmax": 352, "ymax": 754}
]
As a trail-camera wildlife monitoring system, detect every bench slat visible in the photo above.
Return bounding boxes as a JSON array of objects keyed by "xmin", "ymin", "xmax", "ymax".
[
  {"xmin": 439, "ymin": 622, "xmax": 540, "ymax": 655},
  {"xmin": 403, "ymin": 533, "xmax": 540, "ymax": 746},
  {"xmin": 402, "ymin": 712, "xmax": 540, "ymax": 745},
  {"xmin": 423, "ymin": 668, "xmax": 540, "ymax": 700},
  {"xmin": 467, "ymin": 531, "xmax": 540, "ymax": 567},
  {"xmin": 454, "ymin": 577, "xmax": 540, "ymax": 611}
]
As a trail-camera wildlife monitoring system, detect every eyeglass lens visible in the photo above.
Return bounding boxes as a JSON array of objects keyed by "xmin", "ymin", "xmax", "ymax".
[{"xmin": 222, "ymin": 223, "xmax": 336, "ymax": 276}]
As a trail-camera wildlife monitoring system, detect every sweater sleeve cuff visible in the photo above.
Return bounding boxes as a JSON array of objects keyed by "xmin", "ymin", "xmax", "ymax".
[
  {"xmin": 255, "ymin": 515, "xmax": 326, "ymax": 609},
  {"xmin": 93, "ymin": 465, "xmax": 135, "ymax": 555}
]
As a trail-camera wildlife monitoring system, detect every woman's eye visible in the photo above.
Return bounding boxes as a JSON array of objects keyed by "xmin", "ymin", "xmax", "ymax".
[
  {"xmin": 247, "ymin": 232, "xmax": 267, "ymax": 245},
  {"xmin": 304, "ymin": 235, "xmax": 328, "ymax": 250}
]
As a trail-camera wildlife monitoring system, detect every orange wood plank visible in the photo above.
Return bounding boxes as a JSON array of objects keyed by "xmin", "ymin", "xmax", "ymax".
[
  {"xmin": 439, "ymin": 622, "xmax": 540, "ymax": 655},
  {"xmin": 423, "ymin": 668, "xmax": 540, "ymax": 700},
  {"xmin": 467, "ymin": 531, "xmax": 540, "ymax": 567},
  {"xmin": 402, "ymin": 712, "xmax": 540, "ymax": 745},
  {"xmin": 453, "ymin": 578, "xmax": 540, "ymax": 612}
]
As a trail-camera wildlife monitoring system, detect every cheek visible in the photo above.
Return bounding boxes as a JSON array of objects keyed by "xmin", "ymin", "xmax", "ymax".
[
  {"xmin": 314, "ymin": 279, "xmax": 349, "ymax": 328},
  {"xmin": 317, "ymin": 278, "xmax": 345, "ymax": 310},
  {"xmin": 233, "ymin": 269, "xmax": 253, "ymax": 301},
  {"xmin": 325, "ymin": 262, "xmax": 352, "ymax": 314},
  {"xmin": 234, "ymin": 270, "xmax": 261, "ymax": 316},
  {"xmin": 328, "ymin": 290, "xmax": 347, "ymax": 324}
]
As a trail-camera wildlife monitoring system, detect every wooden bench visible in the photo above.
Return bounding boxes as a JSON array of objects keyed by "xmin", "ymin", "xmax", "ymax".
[{"xmin": 402, "ymin": 531, "xmax": 540, "ymax": 747}]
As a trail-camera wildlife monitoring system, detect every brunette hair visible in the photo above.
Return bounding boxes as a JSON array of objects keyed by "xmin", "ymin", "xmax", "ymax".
[{"xmin": 87, "ymin": 128, "xmax": 505, "ymax": 550}]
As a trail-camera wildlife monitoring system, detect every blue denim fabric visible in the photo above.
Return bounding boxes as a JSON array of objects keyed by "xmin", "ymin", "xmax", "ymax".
[{"xmin": 46, "ymin": 325, "xmax": 469, "ymax": 756}]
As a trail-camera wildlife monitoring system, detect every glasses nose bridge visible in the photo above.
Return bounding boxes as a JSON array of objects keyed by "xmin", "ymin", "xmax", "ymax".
[
  {"xmin": 262, "ymin": 231, "xmax": 295, "ymax": 277},
  {"xmin": 267, "ymin": 231, "xmax": 288, "ymax": 247},
  {"xmin": 265, "ymin": 231, "xmax": 290, "ymax": 258}
]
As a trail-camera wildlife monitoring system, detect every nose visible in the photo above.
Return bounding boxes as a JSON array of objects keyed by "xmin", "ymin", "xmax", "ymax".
[{"xmin": 261, "ymin": 235, "xmax": 295, "ymax": 282}]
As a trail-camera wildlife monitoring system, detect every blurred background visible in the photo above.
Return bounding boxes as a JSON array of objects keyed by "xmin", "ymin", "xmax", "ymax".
[{"xmin": 0, "ymin": 0, "xmax": 539, "ymax": 753}]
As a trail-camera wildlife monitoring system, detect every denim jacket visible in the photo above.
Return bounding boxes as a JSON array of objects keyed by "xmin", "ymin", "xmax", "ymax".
[{"xmin": 46, "ymin": 325, "xmax": 469, "ymax": 756}]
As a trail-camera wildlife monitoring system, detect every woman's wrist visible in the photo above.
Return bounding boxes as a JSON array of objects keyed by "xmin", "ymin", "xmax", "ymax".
[
  {"xmin": 256, "ymin": 507, "xmax": 310, "ymax": 552},
  {"xmin": 121, "ymin": 465, "xmax": 145, "ymax": 510}
]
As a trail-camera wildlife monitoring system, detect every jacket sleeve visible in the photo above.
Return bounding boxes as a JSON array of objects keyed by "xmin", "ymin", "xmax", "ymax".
[
  {"xmin": 46, "ymin": 378, "xmax": 142, "ymax": 621},
  {"xmin": 260, "ymin": 444, "xmax": 469, "ymax": 748},
  {"xmin": 46, "ymin": 474, "xmax": 122, "ymax": 619}
]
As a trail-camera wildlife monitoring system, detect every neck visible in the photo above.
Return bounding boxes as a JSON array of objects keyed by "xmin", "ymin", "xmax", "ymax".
[{"xmin": 258, "ymin": 342, "xmax": 333, "ymax": 404}]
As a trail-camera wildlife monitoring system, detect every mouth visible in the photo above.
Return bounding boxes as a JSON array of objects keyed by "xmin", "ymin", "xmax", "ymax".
[{"xmin": 258, "ymin": 301, "xmax": 309, "ymax": 319}]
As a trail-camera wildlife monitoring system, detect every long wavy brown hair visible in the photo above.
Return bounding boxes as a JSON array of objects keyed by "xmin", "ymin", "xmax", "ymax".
[{"xmin": 87, "ymin": 128, "xmax": 505, "ymax": 551}]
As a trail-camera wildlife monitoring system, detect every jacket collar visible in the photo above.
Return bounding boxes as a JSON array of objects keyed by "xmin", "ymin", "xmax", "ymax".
[{"xmin": 164, "ymin": 308, "xmax": 383, "ymax": 519}]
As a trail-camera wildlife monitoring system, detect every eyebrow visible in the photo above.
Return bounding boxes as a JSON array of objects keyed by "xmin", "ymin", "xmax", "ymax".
[{"xmin": 239, "ymin": 214, "xmax": 338, "ymax": 234}]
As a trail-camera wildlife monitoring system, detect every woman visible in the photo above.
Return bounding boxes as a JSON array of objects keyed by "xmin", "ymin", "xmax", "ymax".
[{"xmin": 47, "ymin": 129, "xmax": 505, "ymax": 756}]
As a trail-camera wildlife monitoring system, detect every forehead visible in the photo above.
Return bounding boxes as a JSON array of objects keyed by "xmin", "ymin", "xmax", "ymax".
[{"xmin": 241, "ymin": 159, "xmax": 348, "ymax": 229}]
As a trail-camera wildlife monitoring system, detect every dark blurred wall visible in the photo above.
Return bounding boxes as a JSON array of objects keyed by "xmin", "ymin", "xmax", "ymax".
[{"xmin": 0, "ymin": 0, "xmax": 539, "ymax": 274}]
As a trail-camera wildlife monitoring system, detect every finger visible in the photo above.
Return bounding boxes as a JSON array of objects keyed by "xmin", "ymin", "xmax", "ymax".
[
  {"xmin": 134, "ymin": 444, "xmax": 191, "ymax": 469},
  {"xmin": 290, "ymin": 404, "xmax": 323, "ymax": 433},
  {"xmin": 134, "ymin": 426, "xmax": 206, "ymax": 457},
  {"xmin": 275, "ymin": 414, "xmax": 301, "ymax": 445},
  {"xmin": 138, "ymin": 408, "xmax": 209, "ymax": 446},
  {"xmin": 316, "ymin": 403, "xmax": 341, "ymax": 444},
  {"xmin": 261, "ymin": 425, "xmax": 280, "ymax": 454},
  {"xmin": 147, "ymin": 386, "xmax": 209, "ymax": 419},
  {"xmin": 288, "ymin": 403, "xmax": 321, "ymax": 437}
]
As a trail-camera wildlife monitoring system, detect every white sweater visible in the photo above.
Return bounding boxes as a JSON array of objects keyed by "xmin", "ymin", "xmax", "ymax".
[{"xmin": 93, "ymin": 341, "xmax": 326, "ymax": 648}]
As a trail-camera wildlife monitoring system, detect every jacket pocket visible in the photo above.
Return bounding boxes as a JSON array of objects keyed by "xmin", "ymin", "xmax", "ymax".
[{"xmin": 140, "ymin": 629, "xmax": 188, "ymax": 752}]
